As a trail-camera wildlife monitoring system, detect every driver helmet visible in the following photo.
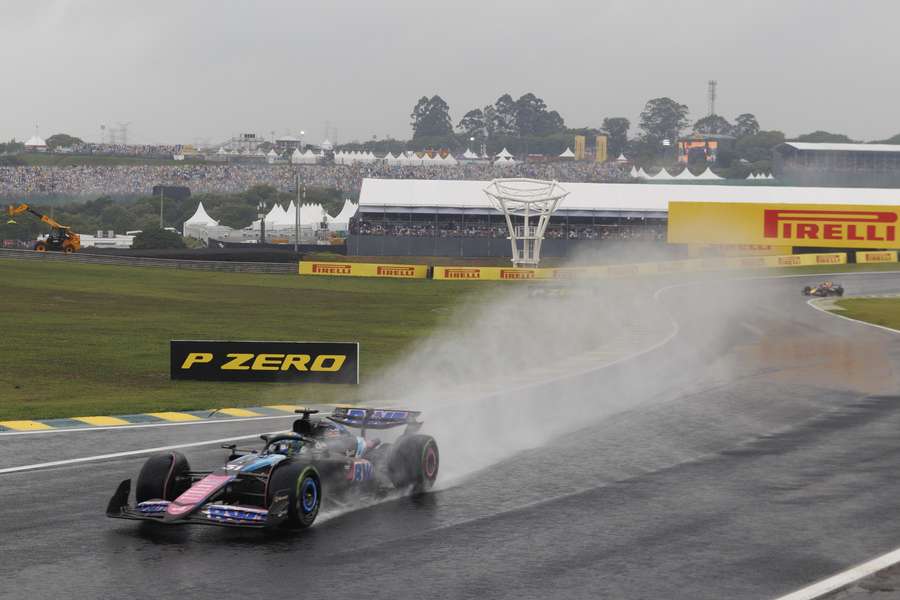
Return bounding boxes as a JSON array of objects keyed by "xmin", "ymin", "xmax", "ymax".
[{"xmin": 272, "ymin": 438, "xmax": 304, "ymax": 457}]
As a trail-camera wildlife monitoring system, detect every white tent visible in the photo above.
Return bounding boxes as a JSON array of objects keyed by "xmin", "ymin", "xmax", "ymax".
[
  {"xmin": 330, "ymin": 199, "xmax": 358, "ymax": 230},
  {"xmin": 629, "ymin": 166, "xmax": 639, "ymax": 178},
  {"xmin": 442, "ymin": 154, "xmax": 458, "ymax": 166},
  {"xmin": 462, "ymin": 149, "xmax": 479, "ymax": 159},
  {"xmin": 559, "ymin": 147, "xmax": 576, "ymax": 158},
  {"xmin": 266, "ymin": 149, "xmax": 278, "ymax": 164},
  {"xmin": 24, "ymin": 135, "xmax": 47, "ymax": 149},
  {"xmin": 184, "ymin": 201, "xmax": 219, "ymax": 226},
  {"xmin": 635, "ymin": 167, "xmax": 648, "ymax": 178},
  {"xmin": 496, "ymin": 147, "xmax": 513, "ymax": 159},
  {"xmin": 615, "ymin": 153, "xmax": 629, "ymax": 163},
  {"xmin": 282, "ymin": 202, "xmax": 297, "ymax": 226},
  {"xmin": 694, "ymin": 168, "xmax": 724, "ymax": 180},
  {"xmin": 290, "ymin": 149, "xmax": 303, "ymax": 164},
  {"xmin": 217, "ymin": 147, "xmax": 227, "ymax": 156},
  {"xmin": 300, "ymin": 203, "xmax": 327, "ymax": 225},
  {"xmin": 674, "ymin": 167, "xmax": 696, "ymax": 180},
  {"xmin": 649, "ymin": 168, "xmax": 674, "ymax": 180},
  {"xmin": 765, "ymin": 173, "xmax": 775, "ymax": 180},
  {"xmin": 494, "ymin": 156, "xmax": 516, "ymax": 167}
]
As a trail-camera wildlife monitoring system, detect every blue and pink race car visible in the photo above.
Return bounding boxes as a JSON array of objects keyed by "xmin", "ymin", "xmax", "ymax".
[{"xmin": 106, "ymin": 407, "xmax": 439, "ymax": 530}]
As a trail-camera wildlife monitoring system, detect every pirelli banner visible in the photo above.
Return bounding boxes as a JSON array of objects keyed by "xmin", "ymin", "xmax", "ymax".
[
  {"xmin": 669, "ymin": 202, "xmax": 900, "ymax": 249},
  {"xmin": 856, "ymin": 250, "xmax": 898, "ymax": 264},
  {"xmin": 300, "ymin": 261, "xmax": 428, "ymax": 279},
  {"xmin": 171, "ymin": 340, "xmax": 359, "ymax": 383},
  {"xmin": 433, "ymin": 266, "xmax": 557, "ymax": 281},
  {"xmin": 434, "ymin": 253, "xmax": 846, "ymax": 282}
]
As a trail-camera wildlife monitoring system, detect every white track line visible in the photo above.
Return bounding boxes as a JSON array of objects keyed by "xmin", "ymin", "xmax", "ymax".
[
  {"xmin": 807, "ymin": 297, "xmax": 900, "ymax": 335},
  {"xmin": 0, "ymin": 432, "xmax": 273, "ymax": 475},
  {"xmin": 0, "ymin": 413, "xmax": 297, "ymax": 437},
  {"xmin": 772, "ymin": 546, "xmax": 900, "ymax": 600}
]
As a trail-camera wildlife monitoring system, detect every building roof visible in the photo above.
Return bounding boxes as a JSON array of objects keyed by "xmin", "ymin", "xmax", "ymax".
[
  {"xmin": 781, "ymin": 142, "xmax": 900, "ymax": 153},
  {"xmin": 357, "ymin": 178, "xmax": 900, "ymax": 217}
]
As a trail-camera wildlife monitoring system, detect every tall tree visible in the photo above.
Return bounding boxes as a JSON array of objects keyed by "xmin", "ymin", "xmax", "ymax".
[
  {"xmin": 733, "ymin": 113, "xmax": 760, "ymax": 138},
  {"xmin": 602, "ymin": 117, "xmax": 630, "ymax": 158},
  {"xmin": 693, "ymin": 114, "xmax": 733, "ymax": 135},
  {"xmin": 638, "ymin": 97, "xmax": 689, "ymax": 144},
  {"xmin": 410, "ymin": 96, "xmax": 430, "ymax": 133},
  {"xmin": 735, "ymin": 130, "xmax": 786, "ymax": 163},
  {"xmin": 45, "ymin": 133, "xmax": 84, "ymax": 149},
  {"xmin": 491, "ymin": 94, "xmax": 518, "ymax": 136},
  {"xmin": 457, "ymin": 109, "xmax": 486, "ymax": 138},
  {"xmin": 411, "ymin": 95, "xmax": 453, "ymax": 138},
  {"xmin": 513, "ymin": 93, "xmax": 565, "ymax": 136},
  {"xmin": 482, "ymin": 105, "xmax": 497, "ymax": 138},
  {"xmin": 794, "ymin": 130, "xmax": 856, "ymax": 143}
]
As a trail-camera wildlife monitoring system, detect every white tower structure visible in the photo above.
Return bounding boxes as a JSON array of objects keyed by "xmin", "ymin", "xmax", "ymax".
[{"xmin": 484, "ymin": 178, "xmax": 569, "ymax": 267}]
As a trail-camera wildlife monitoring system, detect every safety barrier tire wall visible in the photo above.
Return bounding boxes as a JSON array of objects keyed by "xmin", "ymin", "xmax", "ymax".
[{"xmin": 0, "ymin": 248, "xmax": 295, "ymax": 274}]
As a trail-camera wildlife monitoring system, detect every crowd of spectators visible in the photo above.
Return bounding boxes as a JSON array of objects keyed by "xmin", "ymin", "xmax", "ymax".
[
  {"xmin": 64, "ymin": 143, "xmax": 184, "ymax": 157},
  {"xmin": 0, "ymin": 160, "xmax": 629, "ymax": 197},
  {"xmin": 350, "ymin": 219, "xmax": 666, "ymax": 241}
]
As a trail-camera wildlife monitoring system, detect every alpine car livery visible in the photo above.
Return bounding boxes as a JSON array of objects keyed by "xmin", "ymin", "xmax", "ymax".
[
  {"xmin": 106, "ymin": 407, "xmax": 439, "ymax": 530},
  {"xmin": 802, "ymin": 281, "xmax": 844, "ymax": 297}
]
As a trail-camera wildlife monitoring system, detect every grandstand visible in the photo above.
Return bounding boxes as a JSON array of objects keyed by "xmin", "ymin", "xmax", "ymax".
[
  {"xmin": 349, "ymin": 178, "xmax": 900, "ymax": 259},
  {"xmin": 773, "ymin": 142, "xmax": 900, "ymax": 187}
]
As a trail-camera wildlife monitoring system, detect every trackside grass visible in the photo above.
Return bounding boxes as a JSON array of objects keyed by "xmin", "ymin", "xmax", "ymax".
[
  {"xmin": 833, "ymin": 298, "xmax": 900, "ymax": 330},
  {"xmin": 0, "ymin": 259, "xmax": 491, "ymax": 420}
]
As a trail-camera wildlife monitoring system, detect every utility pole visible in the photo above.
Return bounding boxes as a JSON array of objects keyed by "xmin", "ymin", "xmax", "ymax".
[
  {"xmin": 294, "ymin": 173, "xmax": 300, "ymax": 253},
  {"xmin": 159, "ymin": 187, "xmax": 164, "ymax": 229}
]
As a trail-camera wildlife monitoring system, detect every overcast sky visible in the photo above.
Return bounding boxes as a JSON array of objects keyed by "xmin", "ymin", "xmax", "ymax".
[{"xmin": 3, "ymin": 0, "xmax": 898, "ymax": 145}]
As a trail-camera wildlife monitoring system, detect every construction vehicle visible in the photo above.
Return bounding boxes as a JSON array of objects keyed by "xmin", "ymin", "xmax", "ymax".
[{"xmin": 5, "ymin": 203, "xmax": 81, "ymax": 253}]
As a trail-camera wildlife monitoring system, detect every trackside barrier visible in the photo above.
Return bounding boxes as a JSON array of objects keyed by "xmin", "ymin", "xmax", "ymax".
[
  {"xmin": 856, "ymin": 251, "xmax": 898, "ymax": 264},
  {"xmin": 432, "ymin": 252, "xmax": 847, "ymax": 281},
  {"xmin": 299, "ymin": 261, "xmax": 428, "ymax": 279}
]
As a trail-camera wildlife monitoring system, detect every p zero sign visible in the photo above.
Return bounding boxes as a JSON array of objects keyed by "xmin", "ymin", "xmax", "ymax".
[
  {"xmin": 170, "ymin": 341, "xmax": 359, "ymax": 383},
  {"xmin": 668, "ymin": 202, "xmax": 900, "ymax": 249}
]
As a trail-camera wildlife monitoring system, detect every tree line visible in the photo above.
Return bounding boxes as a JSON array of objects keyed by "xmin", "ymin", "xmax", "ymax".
[{"xmin": 398, "ymin": 92, "xmax": 900, "ymax": 173}]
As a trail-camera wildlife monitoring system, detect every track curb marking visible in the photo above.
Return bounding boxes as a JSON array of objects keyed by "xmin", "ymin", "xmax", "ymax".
[{"xmin": 0, "ymin": 405, "xmax": 306, "ymax": 434}]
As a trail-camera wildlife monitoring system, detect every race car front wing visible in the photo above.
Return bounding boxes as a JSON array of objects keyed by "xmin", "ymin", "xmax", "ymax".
[{"xmin": 106, "ymin": 479, "xmax": 291, "ymax": 529}]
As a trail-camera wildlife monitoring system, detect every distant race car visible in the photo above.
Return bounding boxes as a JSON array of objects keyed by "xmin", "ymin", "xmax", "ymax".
[
  {"xmin": 802, "ymin": 281, "xmax": 844, "ymax": 297},
  {"xmin": 106, "ymin": 407, "xmax": 439, "ymax": 530}
]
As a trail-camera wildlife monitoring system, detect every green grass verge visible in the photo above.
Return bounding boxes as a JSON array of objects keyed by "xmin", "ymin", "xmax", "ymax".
[
  {"xmin": 0, "ymin": 258, "xmax": 896, "ymax": 420},
  {"xmin": 833, "ymin": 298, "xmax": 900, "ymax": 330},
  {"xmin": 0, "ymin": 259, "xmax": 492, "ymax": 420}
]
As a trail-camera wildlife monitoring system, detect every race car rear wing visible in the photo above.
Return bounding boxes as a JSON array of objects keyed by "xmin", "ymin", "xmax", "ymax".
[{"xmin": 328, "ymin": 406, "xmax": 422, "ymax": 434}]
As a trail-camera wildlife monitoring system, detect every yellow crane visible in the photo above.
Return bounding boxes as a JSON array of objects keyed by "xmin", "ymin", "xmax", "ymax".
[{"xmin": 5, "ymin": 203, "xmax": 81, "ymax": 253}]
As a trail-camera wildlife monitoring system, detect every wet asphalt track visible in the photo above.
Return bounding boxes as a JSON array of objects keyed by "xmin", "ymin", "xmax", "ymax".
[{"xmin": 3, "ymin": 272, "xmax": 900, "ymax": 600}]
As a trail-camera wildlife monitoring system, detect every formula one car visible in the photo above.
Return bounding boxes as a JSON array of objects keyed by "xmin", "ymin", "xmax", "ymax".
[
  {"xmin": 106, "ymin": 407, "xmax": 439, "ymax": 530},
  {"xmin": 802, "ymin": 281, "xmax": 844, "ymax": 297}
]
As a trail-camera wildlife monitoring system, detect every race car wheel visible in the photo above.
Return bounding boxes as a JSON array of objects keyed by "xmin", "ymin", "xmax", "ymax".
[
  {"xmin": 802, "ymin": 286, "xmax": 811, "ymax": 296},
  {"xmin": 267, "ymin": 464, "xmax": 321, "ymax": 529},
  {"xmin": 837, "ymin": 289, "xmax": 844, "ymax": 297},
  {"xmin": 34, "ymin": 242, "xmax": 46, "ymax": 252},
  {"xmin": 388, "ymin": 434, "xmax": 439, "ymax": 494},
  {"xmin": 135, "ymin": 452, "xmax": 191, "ymax": 503}
]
